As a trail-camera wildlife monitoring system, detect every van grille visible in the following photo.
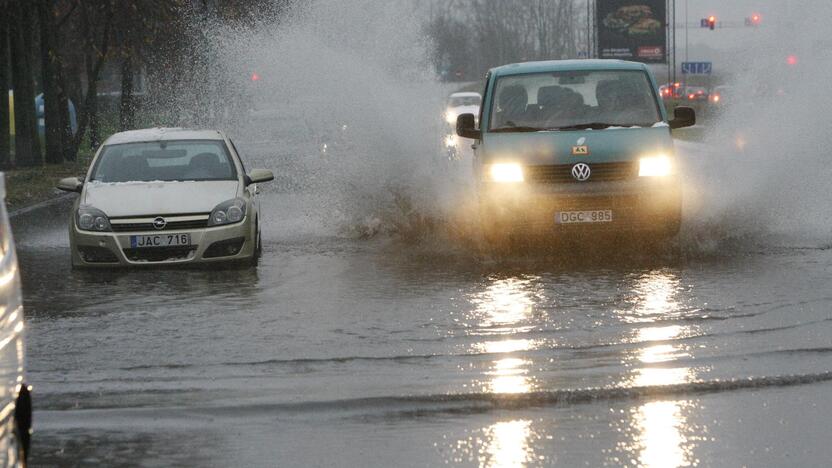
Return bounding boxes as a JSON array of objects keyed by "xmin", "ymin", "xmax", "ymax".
[{"xmin": 525, "ymin": 162, "xmax": 637, "ymax": 184}]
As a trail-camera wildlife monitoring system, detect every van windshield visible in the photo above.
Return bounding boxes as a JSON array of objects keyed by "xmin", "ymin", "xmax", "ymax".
[
  {"xmin": 90, "ymin": 140, "xmax": 237, "ymax": 183},
  {"xmin": 488, "ymin": 70, "xmax": 662, "ymax": 132}
]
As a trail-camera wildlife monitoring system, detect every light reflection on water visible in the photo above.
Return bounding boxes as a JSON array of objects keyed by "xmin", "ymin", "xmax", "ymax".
[
  {"xmin": 467, "ymin": 277, "xmax": 542, "ymax": 463},
  {"xmin": 454, "ymin": 271, "xmax": 705, "ymax": 467},
  {"xmin": 487, "ymin": 358, "xmax": 532, "ymax": 394},
  {"xmin": 483, "ymin": 420, "xmax": 534, "ymax": 468},
  {"xmin": 469, "ymin": 276, "xmax": 541, "ymax": 395},
  {"xmin": 625, "ymin": 272, "xmax": 699, "ymax": 468},
  {"xmin": 470, "ymin": 276, "xmax": 539, "ymax": 332}
]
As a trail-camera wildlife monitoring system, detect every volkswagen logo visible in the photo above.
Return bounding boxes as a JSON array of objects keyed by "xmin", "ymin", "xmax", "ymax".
[
  {"xmin": 571, "ymin": 163, "xmax": 591, "ymax": 182},
  {"xmin": 152, "ymin": 217, "xmax": 167, "ymax": 230}
]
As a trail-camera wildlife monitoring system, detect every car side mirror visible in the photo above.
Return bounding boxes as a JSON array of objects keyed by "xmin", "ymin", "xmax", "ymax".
[
  {"xmin": 245, "ymin": 169, "xmax": 274, "ymax": 186},
  {"xmin": 57, "ymin": 177, "xmax": 83, "ymax": 193},
  {"xmin": 669, "ymin": 106, "xmax": 696, "ymax": 129},
  {"xmin": 456, "ymin": 113, "xmax": 481, "ymax": 140}
]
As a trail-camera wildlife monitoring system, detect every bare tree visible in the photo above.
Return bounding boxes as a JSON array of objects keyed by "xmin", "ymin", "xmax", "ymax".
[
  {"xmin": 426, "ymin": 0, "xmax": 581, "ymax": 80},
  {"xmin": 39, "ymin": 0, "xmax": 64, "ymax": 164},
  {"xmin": 0, "ymin": 2, "xmax": 10, "ymax": 168},
  {"xmin": 9, "ymin": 0, "xmax": 41, "ymax": 167}
]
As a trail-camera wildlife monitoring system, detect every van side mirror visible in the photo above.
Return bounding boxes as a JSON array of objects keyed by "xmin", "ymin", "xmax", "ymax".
[
  {"xmin": 245, "ymin": 169, "xmax": 274, "ymax": 186},
  {"xmin": 669, "ymin": 106, "xmax": 696, "ymax": 129},
  {"xmin": 456, "ymin": 113, "xmax": 481, "ymax": 140},
  {"xmin": 57, "ymin": 177, "xmax": 83, "ymax": 193}
]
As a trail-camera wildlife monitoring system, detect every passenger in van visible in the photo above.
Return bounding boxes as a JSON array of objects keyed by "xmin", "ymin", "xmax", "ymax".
[
  {"xmin": 494, "ymin": 85, "xmax": 529, "ymax": 128},
  {"xmin": 595, "ymin": 79, "xmax": 657, "ymax": 125},
  {"xmin": 534, "ymin": 86, "xmax": 586, "ymax": 128}
]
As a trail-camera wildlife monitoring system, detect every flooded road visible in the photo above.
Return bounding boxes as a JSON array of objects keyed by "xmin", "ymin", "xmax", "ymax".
[{"xmin": 13, "ymin": 132, "xmax": 832, "ymax": 466}]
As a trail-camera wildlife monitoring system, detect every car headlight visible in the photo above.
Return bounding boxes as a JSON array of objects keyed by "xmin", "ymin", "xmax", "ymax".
[
  {"xmin": 639, "ymin": 155, "xmax": 674, "ymax": 177},
  {"xmin": 488, "ymin": 163, "xmax": 524, "ymax": 183},
  {"xmin": 208, "ymin": 198, "xmax": 247, "ymax": 226},
  {"xmin": 445, "ymin": 110, "xmax": 457, "ymax": 125},
  {"xmin": 76, "ymin": 206, "xmax": 111, "ymax": 232}
]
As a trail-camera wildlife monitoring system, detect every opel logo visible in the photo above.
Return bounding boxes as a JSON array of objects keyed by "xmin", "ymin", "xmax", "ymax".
[
  {"xmin": 571, "ymin": 163, "xmax": 591, "ymax": 182},
  {"xmin": 153, "ymin": 217, "xmax": 167, "ymax": 230}
]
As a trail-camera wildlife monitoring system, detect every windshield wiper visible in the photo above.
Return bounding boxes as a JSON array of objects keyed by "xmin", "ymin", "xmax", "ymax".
[
  {"xmin": 490, "ymin": 126, "xmax": 545, "ymax": 133},
  {"xmin": 553, "ymin": 122, "xmax": 627, "ymax": 131}
]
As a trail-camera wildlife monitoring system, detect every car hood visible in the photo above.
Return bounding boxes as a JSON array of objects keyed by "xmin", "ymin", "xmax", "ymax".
[
  {"xmin": 83, "ymin": 180, "xmax": 240, "ymax": 217},
  {"xmin": 480, "ymin": 126, "xmax": 673, "ymax": 165}
]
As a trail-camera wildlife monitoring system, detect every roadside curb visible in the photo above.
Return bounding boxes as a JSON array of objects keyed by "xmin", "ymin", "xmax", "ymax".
[{"xmin": 9, "ymin": 193, "xmax": 75, "ymax": 219}]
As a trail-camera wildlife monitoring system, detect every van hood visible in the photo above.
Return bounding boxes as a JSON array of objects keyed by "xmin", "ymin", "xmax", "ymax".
[
  {"xmin": 480, "ymin": 126, "xmax": 673, "ymax": 165},
  {"xmin": 83, "ymin": 180, "xmax": 240, "ymax": 217}
]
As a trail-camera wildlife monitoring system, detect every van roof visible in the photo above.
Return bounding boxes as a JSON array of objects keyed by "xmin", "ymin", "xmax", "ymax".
[{"xmin": 490, "ymin": 59, "xmax": 649, "ymax": 78}]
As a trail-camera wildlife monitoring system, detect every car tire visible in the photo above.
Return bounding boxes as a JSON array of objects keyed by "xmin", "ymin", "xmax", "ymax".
[
  {"xmin": 13, "ymin": 385, "xmax": 31, "ymax": 467},
  {"xmin": 250, "ymin": 221, "xmax": 262, "ymax": 266}
]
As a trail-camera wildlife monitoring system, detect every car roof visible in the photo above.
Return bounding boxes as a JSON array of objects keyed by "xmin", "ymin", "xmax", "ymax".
[
  {"xmin": 490, "ymin": 59, "xmax": 649, "ymax": 77},
  {"xmin": 449, "ymin": 92, "xmax": 481, "ymax": 98},
  {"xmin": 103, "ymin": 128, "xmax": 226, "ymax": 146}
]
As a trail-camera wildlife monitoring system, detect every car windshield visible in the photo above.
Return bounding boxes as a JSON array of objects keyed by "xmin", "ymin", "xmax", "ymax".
[
  {"xmin": 90, "ymin": 140, "xmax": 237, "ymax": 183},
  {"xmin": 449, "ymin": 96, "xmax": 481, "ymax": 107},
  {"xmin": 488, "ymin": 70, "xmax": 662, "ymax": 131}
]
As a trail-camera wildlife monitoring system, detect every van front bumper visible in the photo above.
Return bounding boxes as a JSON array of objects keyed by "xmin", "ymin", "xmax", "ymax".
[
  {"xmin": 70, "ymin": 218, "xmax": 255, "ymax": 267},
  {"xmin": 479, "ymin": 177, "xmax": 682, "ymax": 235}
]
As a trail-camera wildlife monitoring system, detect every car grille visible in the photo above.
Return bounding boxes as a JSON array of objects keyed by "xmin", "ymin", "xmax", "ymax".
[
  {"xmin": 525, "ymin": 162, "xmax": 637, "ymax": 184},
  {"xmin": 111, "ymin": 218, "xmax": 209, "ymax": 232},
  {"xmin": 122, "ymin": 246, "xmax": 197, "ymax": 262}
]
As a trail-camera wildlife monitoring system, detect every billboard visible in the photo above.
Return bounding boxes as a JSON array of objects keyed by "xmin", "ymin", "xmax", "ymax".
[{"xmin": 597, "ymin": 1, "xmax": 667, "ymax": 63}]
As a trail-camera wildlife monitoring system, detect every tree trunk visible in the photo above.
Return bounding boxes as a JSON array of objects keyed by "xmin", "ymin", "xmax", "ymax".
[
  {"xmin": 38, "ymin": 0, "xmax": 63, "ymax": 164},
  {"xmin": 9, "ymin": 0, "xmax": 41, "ymax": 167},
  {"xmin": 119, "ymin": 57, "xmax": 134, "ymax": 131},
  {"xmin": 0, "ymin": 12, "xmax": 10, "ymax": 169}
]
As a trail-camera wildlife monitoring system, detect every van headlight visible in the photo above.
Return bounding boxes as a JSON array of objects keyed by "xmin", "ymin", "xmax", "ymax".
[
  {"xmin": 488, "ymin": 163, "xmax": 524, "ymax": 183},
  {"xmin": 208, "ymin": 198, "xmax": 247, "ymax": 226},
  {"xmin": 639, "ymin": 155, "xmax": 673, "ymax": 177},
  {"xmin": 76, "ymin": 206, "xmax": 111, "ymax": 232}
]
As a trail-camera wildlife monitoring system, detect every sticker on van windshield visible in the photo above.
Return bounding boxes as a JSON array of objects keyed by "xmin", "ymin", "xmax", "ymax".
[{"xmin": 572, "ymin": 145, "xmax": 589, "ymax": 155}]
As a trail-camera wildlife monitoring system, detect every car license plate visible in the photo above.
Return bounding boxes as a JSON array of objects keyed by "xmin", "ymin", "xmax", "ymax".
[
  {"xmin": 130, "ymin": 234, "xmax": 191, "ymax": 248},
  {"xmin": 556, "ymin": 210, "xmax": 613, "ymax": 224}
]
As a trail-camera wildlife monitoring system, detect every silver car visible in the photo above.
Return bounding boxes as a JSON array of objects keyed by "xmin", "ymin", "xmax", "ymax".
[
  {"xmin": 0, "ymin": 174, "xmax": 31, "ymax": 467},
  {"xmin": 58, "ymin": 128, "xmax": 274, "ymax": 267}
]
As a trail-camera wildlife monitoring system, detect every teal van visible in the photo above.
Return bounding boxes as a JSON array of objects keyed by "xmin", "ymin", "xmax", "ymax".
[{"xmin": 456, "ymin": 60, "xmax": 695, "ymax": 241}]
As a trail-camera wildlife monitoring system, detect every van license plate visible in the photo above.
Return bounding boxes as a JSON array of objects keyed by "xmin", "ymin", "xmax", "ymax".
[
  {"xmin": 130, "ymin": 234, "xmax": 192, "ymax": 248},
  {"xmin": 556, "ymin": 210, "xmax": 613, "ymax": 224}
]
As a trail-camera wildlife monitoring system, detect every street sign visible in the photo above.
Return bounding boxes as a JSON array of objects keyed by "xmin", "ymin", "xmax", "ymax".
[
  {"xmin": 700, "ymin": 18, "xmax": 710, "ymax": 28},
  {"xmin": 681, "ymin": 62, "xmax": 713, "ymax": 75}
]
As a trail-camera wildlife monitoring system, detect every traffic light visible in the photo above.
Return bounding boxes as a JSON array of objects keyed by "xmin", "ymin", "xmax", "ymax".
[
  {"xmin": 707, "ymin": 16, "xmax": 717, "ymax": 30},
  {"xmin": 786, "ymin": 55, "xmax": 798, "ymax": 66},
  {"xmin": 746, "ymin": 13, "xmax": 762, "ymax": 27}
]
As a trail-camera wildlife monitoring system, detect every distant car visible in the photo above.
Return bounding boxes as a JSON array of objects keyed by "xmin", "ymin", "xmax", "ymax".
[
  {"xmin": 684, "ymin": 86, "xmax": 708, "ymax": 102},
  {"xmin": 444, "ymin": 92, "xmax": 482, "ymax": 160},
  {"xmin": 445, "ymin": 92, "xmax": 482, "ymax": 126},
  {"xmin": 709, "ymin": 85, "xmax": 731, "ymax": 105},
  {"xmin": 58, "ymin": 128, "xmax": 275, "ymax": 267},
  {"xmin": 659, "ymin": 83, "xmax": 683, "ymax": 99},
  {"xmin": 0, "ymin": 174, "xmax": 32, "ymax": 467}
]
